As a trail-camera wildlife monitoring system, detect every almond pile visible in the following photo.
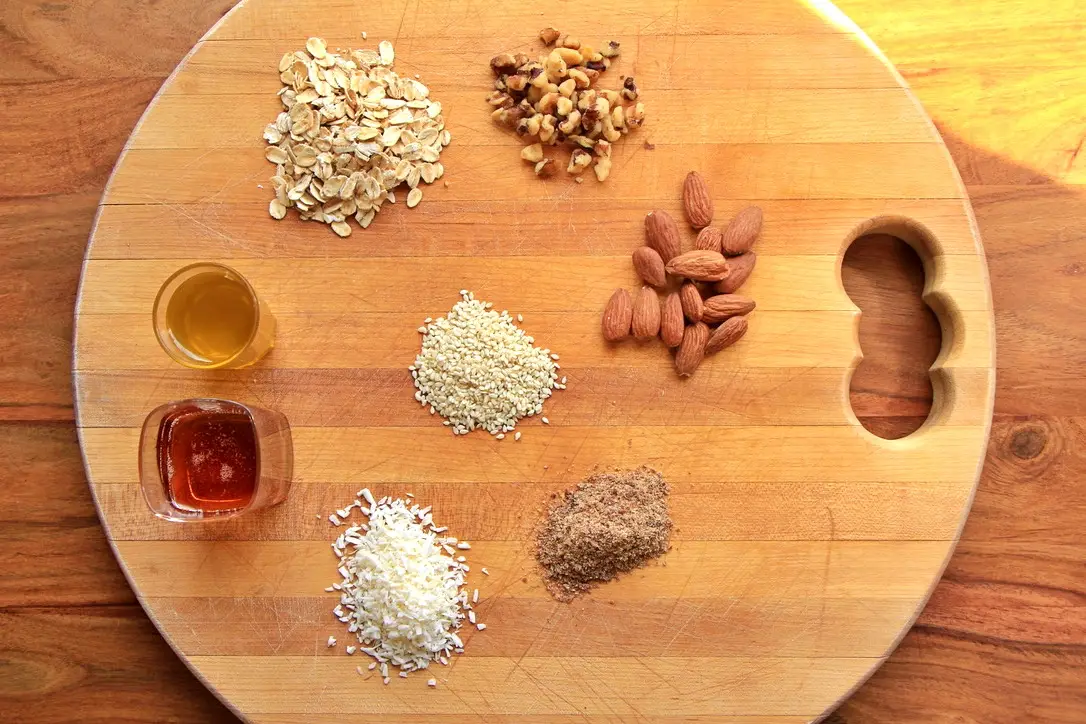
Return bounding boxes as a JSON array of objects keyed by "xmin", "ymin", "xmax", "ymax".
[
  {"xmin": 487, "ymin": 28, "xmax": 646, "ymax": 182},
  {"xmin": 602, "ymin": 172, "xmax": 762, "ymax": 376}
]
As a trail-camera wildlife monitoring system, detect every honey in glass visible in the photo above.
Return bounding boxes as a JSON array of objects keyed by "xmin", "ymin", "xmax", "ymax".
[{"xmin": 153, "ymin": 263, "xmax": 275, "ymax": 369}]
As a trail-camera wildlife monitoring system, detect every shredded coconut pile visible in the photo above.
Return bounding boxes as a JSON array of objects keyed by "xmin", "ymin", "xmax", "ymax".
[
  {"xmin": 410, "ymin": 291, "xmax": 566, "ymax": 436},
  {"xmin": 329, "ymin": 492, "xmax": 482, "ymax": 682}
]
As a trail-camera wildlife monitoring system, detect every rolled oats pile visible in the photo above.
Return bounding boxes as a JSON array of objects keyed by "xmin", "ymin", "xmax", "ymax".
[
  {"xmin": 487, "ymin": 28, "xmax": 646, "ymax": 182},
  {"xmin": 410, "ymin": 291, "xmax": 566, "ymax": 437},
  {"xmin": 264, "ymin": 37, "xmax": 450, "ymax": 236}
]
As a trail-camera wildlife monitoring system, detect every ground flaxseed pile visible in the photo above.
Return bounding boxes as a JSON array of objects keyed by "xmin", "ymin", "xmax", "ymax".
[{"xmin": 536, "ymin": 466, "xmax": 671, "ymax": 601}]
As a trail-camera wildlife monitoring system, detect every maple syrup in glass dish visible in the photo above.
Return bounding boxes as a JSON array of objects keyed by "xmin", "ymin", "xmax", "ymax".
[{"xmin": 139, "ymin": 399, "xmax": 292, "ymax": 522}]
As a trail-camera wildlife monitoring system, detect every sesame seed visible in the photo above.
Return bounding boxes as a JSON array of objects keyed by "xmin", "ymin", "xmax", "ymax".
[
  {"xmin": 481, "ymin": 567, "xmax": 490, "ymax": 575},
  {"xmin": 541, "ymin": 417, "xmax": 549, "ymax": 424},
  {"xmin": 428, "ymin": 678, "xmax": 437, "ymax": 687},
  {"xmin": 410, "ymin": 291, "xmax": 564, "ymax": 436},
  {"xmin": 514, "ymin": 431, "xmax": 522, "ymax": 441},
  {"xmin": 476, "ymin": 623, "xmax": 487, "ymax": 631}
]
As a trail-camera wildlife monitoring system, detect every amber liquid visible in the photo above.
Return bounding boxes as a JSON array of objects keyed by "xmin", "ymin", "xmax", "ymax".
[
  {"xmin": 157, "ymin": 406, "xmax": 258, "ymax": 513},
  {"xmin": 165, "ymin": 272, "xmax": 257, "ymax": 364}
]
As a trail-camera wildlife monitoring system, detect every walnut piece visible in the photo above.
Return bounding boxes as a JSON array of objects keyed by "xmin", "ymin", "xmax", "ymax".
[
  {"xmin": 539, "ymin": 27, "xmax": 561, "ymax": 46},
  {"xmin": 485, "ymin": 29, "xmax": 646, "ymax": 183}
]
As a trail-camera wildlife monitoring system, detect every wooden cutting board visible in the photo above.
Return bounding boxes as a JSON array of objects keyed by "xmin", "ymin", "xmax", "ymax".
[{"xmin": 73, "ymin": 0, "xmax": 995, "ymax": 720}]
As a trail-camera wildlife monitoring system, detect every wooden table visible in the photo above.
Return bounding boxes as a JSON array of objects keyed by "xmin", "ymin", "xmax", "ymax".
[{"xmin": 0, "ymin": 0, "xmax": 1082, "ymax": 721}]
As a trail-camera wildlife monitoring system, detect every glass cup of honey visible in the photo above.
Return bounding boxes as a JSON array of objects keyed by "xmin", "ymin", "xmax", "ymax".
[
  {"xmin": 153, "ymin": 263, "xmax": 276, "ymax": 369},
  {"xmin": 139, "ymin": 398, "xmax": 293, "ymax": 522}
]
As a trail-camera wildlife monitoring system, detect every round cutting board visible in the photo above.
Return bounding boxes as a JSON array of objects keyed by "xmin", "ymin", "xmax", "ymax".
[{"xmin": 74, "ymin": 0, "xmax": 995, "ymax": 720}]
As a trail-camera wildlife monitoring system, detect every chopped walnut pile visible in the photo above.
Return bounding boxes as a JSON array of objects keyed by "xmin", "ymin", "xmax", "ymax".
[{"xmin": 487, "ymin": 29, "xmax": 646, "ymax": 182}]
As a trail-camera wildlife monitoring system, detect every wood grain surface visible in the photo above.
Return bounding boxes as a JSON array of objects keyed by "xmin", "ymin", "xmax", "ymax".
[
  {"xmin": 1, "ymin": 2, "xmax": 1083, "ymax": 724},
  {"xmin": 70, "ymin": 0, "xmax": 994, "ymax": 719}
]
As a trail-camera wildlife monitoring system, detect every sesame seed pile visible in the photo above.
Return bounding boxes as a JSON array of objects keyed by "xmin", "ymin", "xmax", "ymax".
[{"xmin": 410, "ymin": 291, "xmax": 565, "ymax": 436}]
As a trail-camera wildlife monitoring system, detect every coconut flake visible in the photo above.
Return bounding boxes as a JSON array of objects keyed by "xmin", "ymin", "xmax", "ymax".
[{"xmin": 326, "ymin": 496, "xmax": 474, "ymax": 679}]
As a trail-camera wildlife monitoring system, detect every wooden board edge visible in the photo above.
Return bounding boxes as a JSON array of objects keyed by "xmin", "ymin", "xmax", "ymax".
[
  {"xmin": 70, "ymin": 0, "xmax": 997, "ymax": 720},
  {"xmin": 74, "ymin": 2, "xmax": 266, "ymax": 712},
  {"xmin": 804, "ymin": 3, "xmax": 994, "ymax": 719}
]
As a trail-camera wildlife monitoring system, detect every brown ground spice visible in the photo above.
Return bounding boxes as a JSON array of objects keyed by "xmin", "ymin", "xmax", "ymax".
[{"xmin": 536, "ymin": 466, "xmax": 672, "ymax": 601}]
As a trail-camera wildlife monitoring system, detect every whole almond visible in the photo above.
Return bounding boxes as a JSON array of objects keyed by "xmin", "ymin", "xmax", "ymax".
[
  {"xmin": 674, "ymin": 322, "xmax": 710, "ymax": 377},
  {"xmin": 682, "ymin": 172, "xmax": 714, "ymax": 229},
  {"xmin": 702, "ymin": 294, "xmax": 756, "ymax": 324},
  {"xmin": 631, "ymin": 287, "xmax": 661, "ymax": 339},
  {"xmin": 679, "ymin": 281, "xmax": 704, "ymax": 321},
  {"xmin": 632, "ymin": 246, "xmax": 667, "ymax": 287},
  {"xmin": 601, "ymin": 288, "xmax": 633, "ymax": 341},
  {"xmin": 660, "ymin": 292, "xmax": 684, "ymax": 347},
  {"xmin": 665, "ymin": 250, "xmax": 730, "ymax": 282},
  {"xmin": 695, "ymin": 226, "xmax": 723, "ymax": 253},
  {"xmin": 644, "ymin": 210, "xmax": 681, "ymax": 263},
  {"xmin": 721, "ymin": 205, "xmax": 763, "ymax": 256},
  {"xmin": 713, "ymin": 252, "xmax": 756, "ymax": 294},
  {"xmin": 705, "ymin": 315, "xmax": 749, "ymax": 355}
]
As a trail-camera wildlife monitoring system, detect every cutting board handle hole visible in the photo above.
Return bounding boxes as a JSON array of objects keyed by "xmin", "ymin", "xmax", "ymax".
[{"xmin": 842, "ymin": 222, "xmax": 942, "ymax": 440}]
